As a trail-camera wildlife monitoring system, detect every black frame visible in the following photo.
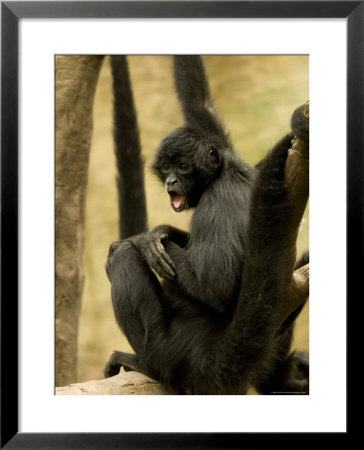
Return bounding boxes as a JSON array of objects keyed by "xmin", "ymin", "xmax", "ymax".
[{"xmin": 1, "ymin": 1, "xmax": 360, "ymax": 448}]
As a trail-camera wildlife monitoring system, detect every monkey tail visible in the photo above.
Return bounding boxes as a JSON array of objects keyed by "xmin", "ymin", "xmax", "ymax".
[
  {"xmin": 173, "ymin": 55, "xmax": 230, "ymax": 145},
  {"xmin": 110, "ymin": 55, "xmax": 148, "ymax": 239}
]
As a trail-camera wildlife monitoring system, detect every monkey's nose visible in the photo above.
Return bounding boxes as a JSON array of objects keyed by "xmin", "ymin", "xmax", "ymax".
[{"xmin": 167, "ymin": 178, "xmax": 178, "ymax": 186}]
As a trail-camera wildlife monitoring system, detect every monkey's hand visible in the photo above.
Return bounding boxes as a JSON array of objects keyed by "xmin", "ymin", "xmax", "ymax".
[
  {"xmin": 291, "ymin": 101, "xmax": 309, "ymax": 143},
  {"xmin": 133, "ymin": 230, "xmax": 176, "ymax": 280}
]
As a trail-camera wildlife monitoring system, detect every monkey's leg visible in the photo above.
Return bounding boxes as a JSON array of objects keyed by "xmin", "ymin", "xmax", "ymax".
[
  {"xmin": 104, "ymin": 351, "xmax": 151, "ymax": 378},
  {"xmin": 105, "ymin": 240, "xmax": 168, "ymax": 380},
  {"xmin": 241, "ymin": 106, "xmax": 309, "ymax": 393},
  {"xmin": 253, "ymin": 326, "xmax": 309, "ymax": 395},
  {"xmin": 245, "ymin": 105, "xmax": 309, "ymax": 329}
]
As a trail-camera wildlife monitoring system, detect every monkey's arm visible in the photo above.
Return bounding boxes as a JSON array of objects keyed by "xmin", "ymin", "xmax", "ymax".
[
  {"xmin": 128, "ymin": 224, "xmax": 230, "ymax": 311},
  {"xmin": 152, "ymin": 224, "xmax": 190, "ymax": 248},
  {"xmin": 163, "ymin": 240, "xmax": 234, "ymax": 311},
  {"xmin": 127, "ymin": 225, "xmax": 189, "ymax": 280},
  {"xmin": 174, "ymin": 56, "xmax": 230, "ymax": 144}
]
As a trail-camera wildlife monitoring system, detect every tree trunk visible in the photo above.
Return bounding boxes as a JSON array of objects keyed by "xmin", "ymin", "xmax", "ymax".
[
  {"xmin": 56, "ymin": 371, "xmax": 175, "ymax": 395},
  {"xmin": 55, "ymin": 55, "xmax": 104, "ymax": 386}
]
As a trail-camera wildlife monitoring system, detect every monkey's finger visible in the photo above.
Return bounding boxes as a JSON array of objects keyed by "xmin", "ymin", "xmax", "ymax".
[
  {"xmin": 155, "ymin": 240, "xmax": 176, "ymax": 271},
  {"xmin": 151, "ymin": 255, "xmax": 174, "ymax": 280},
  {"xmin": 152, "ymin": 256, "xmax": 175, "ymax": 280},
  {"xmin": 144, "ymin": 247, "xmax": 156, "ymax": 270},
  {"xmin": 151, "ymin": 241, "xmax": 175, "ymax": 279},
  {"xmin": 154, "ymin": 240, "xmax": 176, "ymax": 272},
  {"xmin": 158, "ymin": 256, "xmax": 175, "ymax": 279},
  {"xmin": 157, "ymin": 263, "xmax": 175, "ymax": 280},
  {"xmin": 158, "ymin": 232, "xmax": 169, "ymax": 243},
  {"xmin": 145, "ymin": 252, "xmax": 171, "ymax": 280},
  {"xmin": 144, "ymin": 242, "xmax": 170, "ymax": 278}
]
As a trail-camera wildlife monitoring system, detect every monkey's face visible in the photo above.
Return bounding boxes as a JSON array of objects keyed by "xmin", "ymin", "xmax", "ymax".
[{"xmin": 151, "ymin": 127, "xmax": 223, "ymax": 212}]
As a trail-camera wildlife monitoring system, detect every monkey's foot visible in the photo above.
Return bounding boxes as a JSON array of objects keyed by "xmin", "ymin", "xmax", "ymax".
[
  {"xmin": 277, "ymin": 350, "xmax": 309, "ymax": 394},
  {"xmin": 104, "ymin": 360, "xmax": 121, "ymax": 378},
  {"xmin": 291, "ymin": 102, "xmax": 309, "ymax": 144}
]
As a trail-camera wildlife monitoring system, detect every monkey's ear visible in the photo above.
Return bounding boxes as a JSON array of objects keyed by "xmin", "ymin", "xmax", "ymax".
[
  {"xmin": 200, "ymin": 146, "xmax": 221, "ymax": 170},
  {"xmin": 209, "ymin": 148, "xmax": 218, "ymax": 161},
  {"xmin": 208, "ymin": 148, "xmax": 221, "ymax": 169}
]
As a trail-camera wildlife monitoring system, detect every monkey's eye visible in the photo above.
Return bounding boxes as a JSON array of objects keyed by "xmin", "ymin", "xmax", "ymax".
[
  {"xmin": 161, "ymin": 164, "xmax": 170, "ymax": 172},
  {"xmin": 179, "ymin": 163, "xmax": 189, "ymax": 171}
]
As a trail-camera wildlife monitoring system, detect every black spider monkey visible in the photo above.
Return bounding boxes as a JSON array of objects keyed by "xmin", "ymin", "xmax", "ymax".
[{"xmin": 104, "ymin": 55, "xmax": 309, "ymax": 394}]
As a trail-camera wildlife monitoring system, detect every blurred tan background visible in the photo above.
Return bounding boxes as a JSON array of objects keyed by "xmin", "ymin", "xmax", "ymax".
[{"xmin": 78, "ymin": 55, "xmax": 309, "ymax": 383}]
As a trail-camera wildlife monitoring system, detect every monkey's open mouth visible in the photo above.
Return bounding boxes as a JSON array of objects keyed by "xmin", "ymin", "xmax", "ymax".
[{"xmin": 168, "ymin": 190, "xmax": 185, "ymax": 212}]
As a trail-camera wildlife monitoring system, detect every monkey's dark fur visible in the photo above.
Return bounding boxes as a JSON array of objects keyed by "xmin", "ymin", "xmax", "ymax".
[{"xmin": 104, "ymin": 56, "xmax": 309, "ymax": 394}]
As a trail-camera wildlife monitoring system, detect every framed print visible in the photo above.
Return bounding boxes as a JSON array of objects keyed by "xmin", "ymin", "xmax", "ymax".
[{"xmin": 1, "ymin": 1, "xmax": 360, "ymax": 447}]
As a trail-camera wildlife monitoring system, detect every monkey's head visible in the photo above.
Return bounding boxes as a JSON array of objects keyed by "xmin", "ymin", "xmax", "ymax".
[{"xmin": 151, "ymin": 127, "xmax": 224, "ymax": 212}]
